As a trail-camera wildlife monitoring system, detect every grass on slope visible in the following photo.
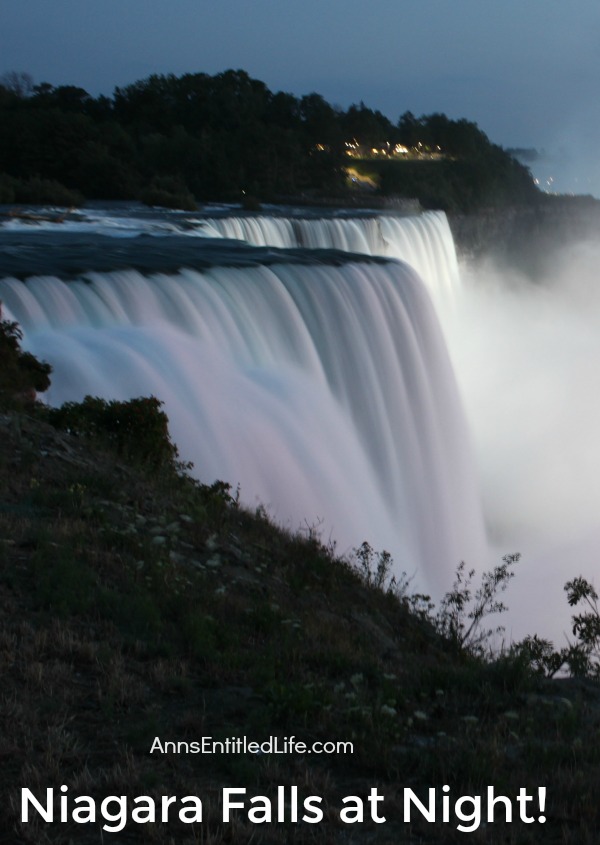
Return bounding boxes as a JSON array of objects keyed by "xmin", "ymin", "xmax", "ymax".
[{"xmin": 1, "ymin": 409, "xmax": 600, "ymax": 844}]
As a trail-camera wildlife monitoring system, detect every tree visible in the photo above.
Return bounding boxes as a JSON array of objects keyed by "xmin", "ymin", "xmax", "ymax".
[
  {"xmin": 397, "ymin": 111, "xmax": 421, "ymax": 148},
  {"xmin": 0, "ymin": 70, "xmax": 34, "ymax": 98},
  {"xmin": 342, "ymin": 102, "xmax": 395, "ymax": 148}
]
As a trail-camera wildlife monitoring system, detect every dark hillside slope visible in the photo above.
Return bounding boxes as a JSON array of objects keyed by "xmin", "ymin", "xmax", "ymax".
[{"xmin": 1, "ymin": 406, "xmax": 600, "ymax": 843}]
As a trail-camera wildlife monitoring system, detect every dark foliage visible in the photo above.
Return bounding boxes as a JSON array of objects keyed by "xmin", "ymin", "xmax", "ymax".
[
  {"xmin": 0, "ymin": 70, "xmax": 540, "ymax": 210},
  {"xmin": 45, "ymin": 395, "xmax": 180, "ymax": 468},
  {"xmin": 0, "ymin": 317, "xmax": 52, "ymax": 404}
]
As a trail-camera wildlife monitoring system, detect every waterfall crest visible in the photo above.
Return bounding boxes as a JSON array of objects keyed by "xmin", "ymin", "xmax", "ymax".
[{"xmin": 197, "ymin": 210, "xmax": 459, "ymax": 301}]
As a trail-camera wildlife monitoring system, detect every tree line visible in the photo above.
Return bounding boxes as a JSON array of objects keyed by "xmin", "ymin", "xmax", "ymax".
[{"xmin": 0, "ymin": 68, "xmax": 539, "ymax": 211}]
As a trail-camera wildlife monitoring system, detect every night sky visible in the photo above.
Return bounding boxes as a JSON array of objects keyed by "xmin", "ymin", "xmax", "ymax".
[{"xmin": 3, "ymin": 0, "xmax": 600, "ymax": 194}]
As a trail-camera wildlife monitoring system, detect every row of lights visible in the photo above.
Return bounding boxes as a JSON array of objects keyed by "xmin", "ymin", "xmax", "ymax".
[
  {"xmin": 313, "ymin": 140, "xmax": 444, "ymax": 158},
  {"xmin": 343, "ymin": 140, "xmax": 442, "ymax": 158}
]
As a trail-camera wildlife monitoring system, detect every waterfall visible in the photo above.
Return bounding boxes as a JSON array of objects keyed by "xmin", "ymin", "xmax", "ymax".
[
  {"xmin": 196, "ymin": 210, "xmax": 459, "ymax": 302},
  {"xmin": 0, "ymin": 241, "xmax": 486, "ymax": 596},
  {"xmin": 4, "ymin": 206, "xmax": 596, "ymax": 642}
]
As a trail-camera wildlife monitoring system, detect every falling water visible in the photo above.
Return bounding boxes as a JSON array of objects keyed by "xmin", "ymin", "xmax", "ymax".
[
  {"xmin": 200, "ymin": 211, "xmax": 600, "ymax": 644},
  {"xmin": 197, "ymin": 210, "xmax": 459, "ymax": 302},
  {"xmin": 0, "ymin": 207, "xmax": 459, "ymax": 301},
  {"xmin": 0, "ymin": 227, "xmax": 486, "ymax": 596},
  {"xmin": 3, "ymin": 205, "xmax": 597, "ymax": 643}
]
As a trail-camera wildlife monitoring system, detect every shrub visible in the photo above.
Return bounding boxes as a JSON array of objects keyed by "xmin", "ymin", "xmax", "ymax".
[
  {"xmin": 0, "ymin": 317, "xmax": 52, "ymax": 405},
  {"xmin": 139, "ymin": 176, "xmax": 197, "ymax": 211},
  {"xmin": 353, "ymin": 540, "xmax": 394, "ymax": 591},
  {"xmin": 511, "ymin": 576, "xmax": 600, "ymax": 679},
  {"xmin": 13, "ymin": 176, "xmax": 83, "ymax": 206},
  {"xmin": 352, "ymin": 544, "xmax": 519, "ymax": 658},
  {"xmin": 435, "ymin": 555, "xmax": 519, "ymax": 655},
  {"xmin": 45, "ymin": 395, "xmax": 180, "ymax": 469}
]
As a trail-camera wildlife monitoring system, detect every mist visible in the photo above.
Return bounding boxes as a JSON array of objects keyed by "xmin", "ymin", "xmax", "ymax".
[{"xmin": 442, "ymin": 236, "xmax": 600, "ymax": 644}]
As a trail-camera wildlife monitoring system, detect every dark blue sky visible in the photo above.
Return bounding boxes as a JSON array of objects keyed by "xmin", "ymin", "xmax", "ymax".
[{"xmin": 3, "ymin": 0, "xmax": 600, "ymax": 193}]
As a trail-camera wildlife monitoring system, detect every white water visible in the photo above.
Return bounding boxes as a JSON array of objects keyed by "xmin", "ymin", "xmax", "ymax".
[
  {"xmin": 197, "ymin": 210, "xmax": 459, "ymax": 303},
  {"xmin": 0, "ymin": 207, "xmax": 459, "ymax": 303},
  {"xmin": 321, "ymin": 213, "xmax": 600, "ymax": 644},
  {"xmin": 442, "ymin": 246, "xmax": 600, "ymax": 643},
  {"xmin": 0, "ymin": 250, "xmax": 486, "ymax": 596},
  {"xmin": 206, "ymin": 214, "xmax": 600, "ymax": 643},
  {"xmin": 4, "ymin": 208, "xmax": 598, "ymax": 645}
]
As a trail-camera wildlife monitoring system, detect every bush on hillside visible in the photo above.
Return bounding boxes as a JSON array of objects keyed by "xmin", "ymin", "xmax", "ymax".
[
  {"xmin": 45, "ymin": 395, "xmax": 180, "ymax": 469},
  {"xmin": 0, "ymin": 317, "xmax": 52, "ymax": 405}
]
